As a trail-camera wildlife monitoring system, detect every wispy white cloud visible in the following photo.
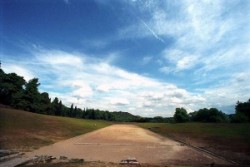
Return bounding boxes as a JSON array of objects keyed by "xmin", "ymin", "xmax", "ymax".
[
  {"xmin": 36, "ymin": 50, "xmax": 84, "ymax": 67},
  {"xmin": 114, "ymin": 0, "xmax": 249, "ymax": 113},
  {"xmin": 160, "ymin": 49, "xmax": 199, "ymax": 73},
  {"xmin": 202, "ymin": 72, "xmax": 250, "ymax": 111},
  {"xmin": 3, "ymin": 63, "xmax": 35, "ymax": 81},
  {"xmin": 159, "ymin": 66, "xmax": 172, "ymax": 74},
  {"xmin": 2, "ymin": 48, "xmax": 213, "ymax": 116},
  {"xmin": 63, "ymin": 0, "xmax": 70, "ymax": 5},
  {"xmin": 81, "ymin": 39, "xmax": 110, "ymax": 50},
  {"xmin": 4, "ymin": 47, "xmax": 247, "ymax": 115},
  {"xmin": 176, "ymin": 56, "xmax": 198, "ymax": 71},
  {"xmin": 110, "ymin": 98, "xmax": 130, "ymax": 106},
  {"xmin": 142, "ymin": 56, "xmax": 153, "ymax": 65},
  {"xmin": 121, "ymin": 0, "xmax": 249, "ymax": 76}
]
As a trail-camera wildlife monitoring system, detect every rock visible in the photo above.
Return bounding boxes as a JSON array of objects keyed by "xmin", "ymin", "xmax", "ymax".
[
  {"xmin": 59, "ymin": 156, "xmax": 68, "ymax": 160},
  {"xmin": 120, "ymin": 157, "xmax": 140, "ymax": 165},
  {"xmin": 33, "ymin": 155, "xmax": 56, "ymax": 163},
  {"xmin": 69, "ymin": 158, "xmax": 84, "ymax": 163}
]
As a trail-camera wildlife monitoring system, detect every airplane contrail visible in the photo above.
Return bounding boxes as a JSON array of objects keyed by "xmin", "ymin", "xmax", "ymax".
[{"xmin": 139, "ymin": 18, "xmax": 165, "ymax": 44}]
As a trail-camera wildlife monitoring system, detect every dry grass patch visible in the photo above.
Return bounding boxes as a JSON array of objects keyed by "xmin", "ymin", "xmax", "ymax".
[{"xmin": 0, "ymin": 107, "xmax": 112, "ymax": 151}]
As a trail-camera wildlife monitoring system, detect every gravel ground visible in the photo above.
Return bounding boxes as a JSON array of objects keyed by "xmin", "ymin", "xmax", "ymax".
[{"xmin": 21, "ymin": 124, "xmax": 230, "ymax": 166}]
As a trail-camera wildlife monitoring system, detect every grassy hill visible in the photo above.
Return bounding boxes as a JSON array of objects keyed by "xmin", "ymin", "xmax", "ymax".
[
  {"xmin": 111, "ymin": 111, "xmax": 140, "ymax": 122},
  {"xmin": 0, "ymin": 107, "xmax": 112, "ymax": 151}
]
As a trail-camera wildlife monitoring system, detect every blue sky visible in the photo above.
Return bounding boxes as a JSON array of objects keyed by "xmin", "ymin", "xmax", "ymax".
[{"xmin": 1, "ymin": 0, "xmax": 249, "ymax": 117}]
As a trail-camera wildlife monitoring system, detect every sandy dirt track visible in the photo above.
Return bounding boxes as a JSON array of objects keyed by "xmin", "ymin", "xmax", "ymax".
[{"xmin": 25, "ymin": 124, "xmax": 230, "ymax": 165}]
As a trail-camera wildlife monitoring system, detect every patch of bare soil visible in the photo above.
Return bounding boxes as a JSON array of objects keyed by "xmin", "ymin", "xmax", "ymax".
[{"xmin": 24, "ymin": 124, "xmax": 231, "ymax": 166}]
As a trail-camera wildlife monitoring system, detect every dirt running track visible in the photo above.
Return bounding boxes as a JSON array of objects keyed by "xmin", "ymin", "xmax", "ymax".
[{"xmin": 25, "ymin": 124, "xmax": 230, "ymax": 166}]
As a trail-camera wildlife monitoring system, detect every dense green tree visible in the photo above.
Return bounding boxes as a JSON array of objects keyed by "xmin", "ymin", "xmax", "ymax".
[
  {"xmin": 73, "ymin": 106, "xmax": 77, "ymax": 117},
  {"xmin": 190, "ymin": 108, "xmax": 228, "ymax": 123},
  {"xmin": 23, "ymin": 78, "xmax": 41, "ymax": 112},
  {"xmin": 58, "ymin": 100, "xmax": 63, "ymax": 116},
  {"xmin": 235, "ymin": 99, "xmax": 250, "ymax": 121},
  {"xmin": 151, "ymin": 116, "xmax": 165, "ymax": 123},
  {"xmin": 174, "ymin": 108, "xmax": 189, "ymax": 123},
  {"xmin": 0, "ymin": 70, "xmax": 26, "ymax": 105},
  {"xmin": 209, "ymin": 108, "xmax": 228, "ymax": 122},
  {"xmin": 51, "ymin": 98, "xmax": 63, "ymax": 116},
  {"xmin": 111, "ymin": 111, "xmax": 139, "ymax": 122},
  {"xmin": 69, "ymin": 104, "xmax": 74, "ymax": 117},
  {"xmin": 231, "ymin": 112, "xmax": 248, "ymax": 123},
  {"xmin": 38, "ymin": 92, "xmax": 51, "ymax": 114},
  {"xmin": 51, "ymin": 97, "xmax": 59, "ymax": 115}
]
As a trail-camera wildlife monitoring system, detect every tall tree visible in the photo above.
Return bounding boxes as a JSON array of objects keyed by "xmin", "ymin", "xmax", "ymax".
[
  {"xmin": 22, "ymin": 78, "xmax": 41, "ymax": 112},
  {"xmin": 58, "ymin": 100, "xmax": 63, "ymax": 116},
  {"xmin": 69, "ymin": 104, "xmax": 74, "ymax": 117},
  {"xmin": 174, "ymin": 108, "xmax": 189, "ymax": 123},
  {"xmin": 39, "ymin": 92, "xmax": 51, "ymax": 114},
  {"xmin": 235, "ymin": 99, "xmax": 250, "ymax": 122},
  {"xmin": 0, "ymin": 70, "xmax": 26, "ymax": 105},
  {"xmin": 51, "ymin": 97, "xmax": 59, "ymax": 115}
]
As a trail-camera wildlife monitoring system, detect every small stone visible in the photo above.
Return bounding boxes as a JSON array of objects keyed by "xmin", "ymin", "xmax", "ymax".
[
  {"xmin": 59, "ymin": 156, "xmax": 68, "ymax": 160},
  {"xmin": 69, "ymin": 158, "xmax": 84, "ymax": 163}
]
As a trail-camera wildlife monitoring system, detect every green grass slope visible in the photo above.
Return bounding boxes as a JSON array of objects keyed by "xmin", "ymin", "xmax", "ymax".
[
  {"xmin": 137, "ymin": 122, "xmax": 250, "ymax": 139},
  {"xmin": 137, "ymin": 122, "xmax": 250, "ymax": 164},
  {"xmin": 0, "ymin": 107, "xmax": 112, "ymax": 151}
]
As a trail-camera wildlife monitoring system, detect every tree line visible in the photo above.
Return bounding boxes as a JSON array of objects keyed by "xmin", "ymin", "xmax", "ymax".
[
  {"xmin": 0, "ymin": 69, "xmax": 249, "ymax": 123},
  {"xmin": 173, "ymin": 99, "xmax": 250, "ymax": 123}
]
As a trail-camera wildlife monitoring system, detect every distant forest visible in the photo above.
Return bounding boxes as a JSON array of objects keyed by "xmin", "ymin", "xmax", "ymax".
[{"xmin": 0, "ymin": 69, "xmax": 249, "ymax": 123}]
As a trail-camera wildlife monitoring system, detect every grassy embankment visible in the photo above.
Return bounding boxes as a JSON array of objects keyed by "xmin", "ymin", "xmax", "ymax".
[
  {"xmin": 137, "ymin": 122, "xmax": 250, "ymax": 164},
  {"xmin": 0, "ymin": 107, "xmax": 112, "ymax": 151}
]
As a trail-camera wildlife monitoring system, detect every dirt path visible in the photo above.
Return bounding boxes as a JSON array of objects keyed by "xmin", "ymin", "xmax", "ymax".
[{"xmin": 24, "ymin": 124, "xmax": 230, "ymax": 166}]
